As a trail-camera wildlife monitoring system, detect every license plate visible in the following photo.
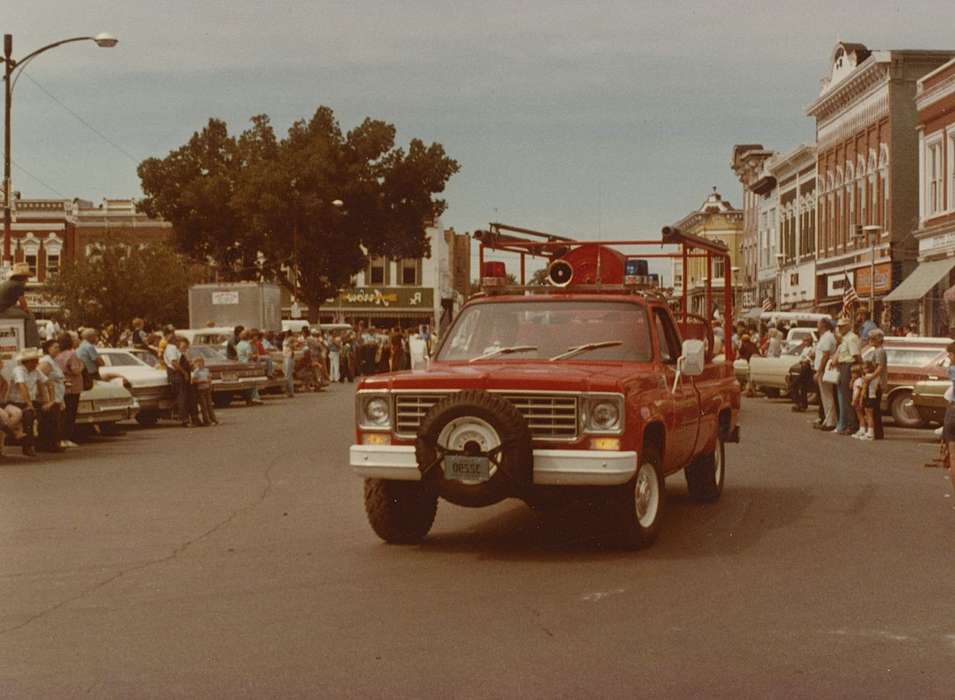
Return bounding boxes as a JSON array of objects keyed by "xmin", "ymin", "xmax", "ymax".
[
  {"xmin": 444, "ymin": 455, "xmax": 491, "ymax": 482},
  {"xmin": 221, "ymin": 373, "xmax": 237, "ymax": 381}
]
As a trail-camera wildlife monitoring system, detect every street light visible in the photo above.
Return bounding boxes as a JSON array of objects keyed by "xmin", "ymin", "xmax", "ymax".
[
  {"xmin": 2, "ymin": 32, "xmax": 118, "ymax": 269},
  {"xmin": 857, "ymin": 224, "xmax": 882, "ymax": 315}
]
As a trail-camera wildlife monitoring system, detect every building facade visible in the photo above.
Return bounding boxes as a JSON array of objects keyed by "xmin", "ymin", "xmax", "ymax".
[
  {"xmin": 771, "ymin": 144, "xmax": 817, "ymax": 310},
  {"xmin": 320, "ymin": 223, "xmax": 471, "ymax": 330},
  {"xmin": 906, "ymin": 58, "xmax": 955, "ymax": 335},
  {"xmin": 806, "ymin": 42, "xmax": 955, "ymax": 322},
  {"xmin": 670, "ymin": 189, "xmax": 743, "ymax": 316},
  {"xmin": 731, "ymin": 145, "xmax": 775, "ymax": 309}
]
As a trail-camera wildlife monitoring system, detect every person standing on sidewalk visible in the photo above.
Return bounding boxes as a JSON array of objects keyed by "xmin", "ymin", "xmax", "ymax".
[
  {"xmin": 190, "ymin": 356, "xmax": 218, "ymax": 426},
  {"xmin": 163, "ymin": 330, "xmax": 190, "ymax": 427},
  {"xmin": 864, "ymin": 329, "xmax": 887, "ymax": 440},
  {"xmin": 55, "ymin": 333, "xmax": 83, "ymax": 447},
  {"xmin": 834, "ymin": 317, "xmax": 862, "ymax": 436},
  {"xmin": 813, "ymin": 318, "xmax": 838, "ymax": 431},
  {"xmin": 282, "ymin": 331, "xmax": 298, "ymax": 397},
  {"xmin": 236, "ymin": 330, "xmax": 264, "ymax": 405}
]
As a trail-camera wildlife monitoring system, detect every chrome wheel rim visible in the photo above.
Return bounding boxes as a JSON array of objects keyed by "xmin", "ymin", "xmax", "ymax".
[{"xmin": 634, "ymin": 462, "xmax": 660, "ymax": 528}]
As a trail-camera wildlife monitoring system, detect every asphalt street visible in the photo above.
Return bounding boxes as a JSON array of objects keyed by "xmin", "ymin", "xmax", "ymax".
[{"xmin": 1, "ymin": 385, "xmax": 953, "ymax": 698}]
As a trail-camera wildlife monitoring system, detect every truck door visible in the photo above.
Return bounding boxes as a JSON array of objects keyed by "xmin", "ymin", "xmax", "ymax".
[{"xmin": 651, "ymin": 307, "xmax": 700, "ymax": 471}]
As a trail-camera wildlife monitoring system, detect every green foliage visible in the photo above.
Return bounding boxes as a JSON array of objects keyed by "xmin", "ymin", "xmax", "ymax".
[
  {"xmin": 45, "ymin": 240, "xmax": 199, "ymax": 335},
  {"xmin": 137, "ymin": 107, "xmax": 460, "ymax": 314}
]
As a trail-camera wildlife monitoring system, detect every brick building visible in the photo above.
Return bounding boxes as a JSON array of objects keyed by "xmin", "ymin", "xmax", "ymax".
[
  {"xmin": 892, "ymin": 58, "xmax": 955, "ymax": 335},
  {"xmin": 806, "ymin": 42, "xmax": 955, "ymax": 320}
]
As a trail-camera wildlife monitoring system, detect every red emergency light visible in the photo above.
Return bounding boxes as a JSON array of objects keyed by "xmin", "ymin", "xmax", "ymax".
[{"xmin": 481, "ymin": 261, "xmax": 507, "ymax": 287}]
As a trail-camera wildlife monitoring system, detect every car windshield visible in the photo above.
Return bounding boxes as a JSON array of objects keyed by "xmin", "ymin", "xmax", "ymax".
[
  {"xmin": 187, "ymin": 345, "xmax": 228, "ymax": 362},
  {"xmin": 437, "ymin": 300, "xmax": 653, "ymax": 362},
  {"xmin": 103, "ymin": 352, "xmax": 147, "ymax": 367}
]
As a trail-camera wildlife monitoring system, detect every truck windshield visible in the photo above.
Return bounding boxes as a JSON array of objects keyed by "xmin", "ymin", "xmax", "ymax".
[{"xmin": 437, "ymin": 300, "xmax": 653, "ymax": 363}]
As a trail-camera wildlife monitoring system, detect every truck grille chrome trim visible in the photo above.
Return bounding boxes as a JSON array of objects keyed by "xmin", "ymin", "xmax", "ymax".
[{"xmin": 393, "ymin": 392, "xmax": 579, "ymax": 441}]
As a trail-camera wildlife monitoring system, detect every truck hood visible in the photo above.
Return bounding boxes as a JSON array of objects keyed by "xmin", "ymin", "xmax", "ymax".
[{"xmin": 359, "ymin": 361, "xmax": 653, "ymax": 394}]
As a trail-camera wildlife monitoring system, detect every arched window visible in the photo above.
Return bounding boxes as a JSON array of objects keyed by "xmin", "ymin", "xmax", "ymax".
[
  {"xmin": 18, "ymin": 233, "xmax": 40, "ymax": 280},
  {"xmin": 44, "ymin": 234, "xmax": 63, "ymax": 279}
]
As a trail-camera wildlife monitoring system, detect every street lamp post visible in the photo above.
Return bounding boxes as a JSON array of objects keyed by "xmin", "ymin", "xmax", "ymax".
[
  {"xmin": 859, "ymin": 224, "xmax": 882, "ymax": 315},
  {"xmin": 2, "ymin": 32, "xmax": 117, "ymax": 270}
]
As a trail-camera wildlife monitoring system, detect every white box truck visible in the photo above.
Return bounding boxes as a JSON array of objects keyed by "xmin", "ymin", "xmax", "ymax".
[{"xmin": 188, "ymin": 283, "xmax": 282, "ymax": 332}]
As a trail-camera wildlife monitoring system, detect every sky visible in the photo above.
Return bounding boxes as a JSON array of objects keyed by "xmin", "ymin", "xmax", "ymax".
[{"xmin": 6, "ymin": 1, "xmax": 955, "ymax": 277}]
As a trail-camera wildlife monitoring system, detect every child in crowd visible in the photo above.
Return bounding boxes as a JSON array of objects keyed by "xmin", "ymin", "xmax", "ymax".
[
  {"xmin": 190, "ymin": 356, "xmax": 218, "ymax": 426},
  {"xmin": 851, "ymin": 365, "xmax": 868, "ymax": 440},
  {"xmin": 860, "ymin": 359, "xmax": 880, "ymax": 441}
]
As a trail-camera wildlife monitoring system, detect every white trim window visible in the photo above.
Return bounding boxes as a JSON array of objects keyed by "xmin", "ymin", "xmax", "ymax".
[{"xmin": 926, "ymin": 134, "xmax": 944, "ymax": 217}]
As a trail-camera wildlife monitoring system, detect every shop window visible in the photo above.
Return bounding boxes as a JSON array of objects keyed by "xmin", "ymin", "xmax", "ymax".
[
  {"xmin": 24, "ymin": 253, "xmax": 38, "ymax": 279},
  {"xmin": 927, "ymin": 139, "xmax": 944, "ymax": 217}
]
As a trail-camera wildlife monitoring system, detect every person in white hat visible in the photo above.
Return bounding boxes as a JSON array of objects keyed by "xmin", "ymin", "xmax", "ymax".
[{"xmin": 9, "ymin": 347, "xmax": 57, "ymax": 456}]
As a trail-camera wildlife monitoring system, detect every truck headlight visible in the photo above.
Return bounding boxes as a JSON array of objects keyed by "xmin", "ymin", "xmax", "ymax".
[
  {"xmin": 581, "ymin": 394, "xmax": 624, "ymax": 434},
  {"xmin": 358, "ymin": 394, "xmax": 391, "ymax": 430}
]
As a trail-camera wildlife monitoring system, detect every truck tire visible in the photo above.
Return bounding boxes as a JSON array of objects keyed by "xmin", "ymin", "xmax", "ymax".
[
  {"xmin": 416, "ymin": 390, "xmax": 533, "ymax": 508},
  {"xmin": 213, "ymin": 393, "xmax": 233, "ymax": 409},
  {"xmin": 763, "ymin": 387, "xmax": 780, "ymax": 399},
  {"xmin": 889, "ymin": 389, "xmax": 925, "ymax": 429},
  {"xmin": 685, "ymin": 437, "xmax": 725, "ymax": 503},
  {"xmin": 363, "ymin": 479, "xmax": 438, "ymax": 544},
  {"xmin": 610, "ymin": 446, "xmax": 665, "ymax": 549}
]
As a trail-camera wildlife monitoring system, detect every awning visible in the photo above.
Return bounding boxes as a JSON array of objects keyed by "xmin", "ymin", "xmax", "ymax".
[{"xmin": 883, "ymin": 258, "xmax": 955, "ymax": 302}]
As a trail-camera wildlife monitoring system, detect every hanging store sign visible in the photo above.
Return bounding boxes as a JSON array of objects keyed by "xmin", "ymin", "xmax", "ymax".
[
  {"xmin": 336, "ymin": 287, "xmax": 434, "ymax": 309},
  {"xmin": 854, "ymin": 263, "xmax": 892, "ymax": 295},
  {"xmin": 211, "ymin": 291, "xmax": 240, "ymax": 305}
]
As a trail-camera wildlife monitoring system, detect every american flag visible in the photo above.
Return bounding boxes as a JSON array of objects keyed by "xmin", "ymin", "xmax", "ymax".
[
  {"xmin": 761, "ymin": 297, "xmax": 774, "ymax": 312},
  {"xmin": 842, "ymin": 271, "xmax": 860, "ymax": 314}
]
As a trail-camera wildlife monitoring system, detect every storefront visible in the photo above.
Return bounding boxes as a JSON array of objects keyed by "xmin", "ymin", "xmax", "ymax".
[
  {"xmin": 779, "ymin": 261, "xmax": 816, "ymax": 310},
  {"xmin": 322, "ymin": 287, "xmax": 436, "ymax": 328}
]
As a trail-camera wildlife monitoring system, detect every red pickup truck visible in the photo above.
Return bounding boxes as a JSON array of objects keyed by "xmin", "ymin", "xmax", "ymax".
[{"xmin": 350, "ymin": 226, "xmax": 741, "ymax": 548}]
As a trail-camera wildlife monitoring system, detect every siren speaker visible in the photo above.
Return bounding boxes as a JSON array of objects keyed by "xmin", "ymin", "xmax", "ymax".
[{"xmin": 547, "ymin": 259, "xmax": 574, "ymax": 287}]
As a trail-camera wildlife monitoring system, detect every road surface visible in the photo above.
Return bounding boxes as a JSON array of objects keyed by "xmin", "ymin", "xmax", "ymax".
[{"xmin": 1, "ymin": 385, "xmax": 953, "ymax": 697}]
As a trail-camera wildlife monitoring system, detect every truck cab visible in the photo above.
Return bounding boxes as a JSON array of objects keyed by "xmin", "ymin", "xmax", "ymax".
[{"xmin": 349, "ymin": 226, "xmax": 741, "ymax": 548}]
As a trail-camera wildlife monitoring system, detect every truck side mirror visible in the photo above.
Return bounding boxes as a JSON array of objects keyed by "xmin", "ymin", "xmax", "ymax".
[{"xmin": 679, "ymin": 339, "xmax": 706, "ymax": 377}]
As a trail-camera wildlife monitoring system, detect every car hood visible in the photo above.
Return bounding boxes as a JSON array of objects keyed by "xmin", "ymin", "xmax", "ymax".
[{"xmin": 359, "ymin": 361, "xmax": 656, "ymax": 394}]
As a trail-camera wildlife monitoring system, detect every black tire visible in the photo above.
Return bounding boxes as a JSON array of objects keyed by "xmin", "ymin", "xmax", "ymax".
[
  {"xmin": 135, "ymin": 411, "xmax": 159, "ymax": 427},
  {"xmin": 889, "ymin": 389, "xmax": 925, "ymax": 429},
  {"xmin": 416, "ymin": 390, "xmax": 533, "ymax": 508},
  {"xmin": 212, "ymin": 393, "xmax": 233, "ymax": 409},
  {"xmin": 685, "ymin": 437, "xmax": 725, "ymax": 503},
  {"xmin": 763, "ymin": 387, "xmax": 780, "ymax": 399},
  {"xmin": 364, "ymin": 479, "xmax": 438, "ymax": 544},
  {"xmin": 609, "ymin": 446, "xmax": 666, "ymax": 549}
]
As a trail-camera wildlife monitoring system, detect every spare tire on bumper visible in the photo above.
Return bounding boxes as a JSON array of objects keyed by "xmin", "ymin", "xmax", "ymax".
[{"xmin": 415, "ymin": 390, "xmax": 533, "ymax": 507}]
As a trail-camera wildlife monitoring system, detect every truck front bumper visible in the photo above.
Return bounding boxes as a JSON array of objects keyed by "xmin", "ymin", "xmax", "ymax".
[{"xmin": 349, "ymin": 445, "xmax": 638, "ymax": 487}]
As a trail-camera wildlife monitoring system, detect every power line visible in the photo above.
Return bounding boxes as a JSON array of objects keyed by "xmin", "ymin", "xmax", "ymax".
[
  {"xmin": 11, "ymin": 159, "xmax": 69, "ymax": 198},
  {"xmin": 21, "ymin": 72, "xmax": 141, "ymax": 165}
]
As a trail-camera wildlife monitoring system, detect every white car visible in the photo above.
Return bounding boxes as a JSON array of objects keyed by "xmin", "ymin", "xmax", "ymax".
[
  {"xmin": 98, "ymin": 348, "xmax": 174, "ymax": 426},
  {"xmin": 748, "ymin": 346, "xmax": 805, "ymax": 397}
]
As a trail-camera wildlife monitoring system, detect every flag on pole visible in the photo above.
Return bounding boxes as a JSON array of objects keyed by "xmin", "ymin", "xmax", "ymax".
[
  {"xmin": 841, "ymin": 271, "xmax": 860, "ymax": 317},
  {"xmin": 761, "ymin": 297, "xmax": 774, "ymax": 312}
]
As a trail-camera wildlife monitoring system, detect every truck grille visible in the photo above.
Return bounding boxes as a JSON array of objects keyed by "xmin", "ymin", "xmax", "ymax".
[{"xmin": 394, "ymin": 392, "xmax": 579, "ymax": 441}]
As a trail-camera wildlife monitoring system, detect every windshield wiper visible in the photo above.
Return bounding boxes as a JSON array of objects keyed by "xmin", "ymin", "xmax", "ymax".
[
  {"xmin": 550, "ymin": 340, "xmax": 623, "ymax": 361},
  {"xmin": 469, "ymin": 345, "xmax": 539, "ymax": 363}
]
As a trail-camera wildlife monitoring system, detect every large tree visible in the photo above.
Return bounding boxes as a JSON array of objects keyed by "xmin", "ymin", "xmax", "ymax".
[
  {"xmin": 46, "ymin": 240, "xmax": 199, "ymax": 336},
  {"xmin": 137, "ymin": 107, "xmax": 459, "ymax": 318}
]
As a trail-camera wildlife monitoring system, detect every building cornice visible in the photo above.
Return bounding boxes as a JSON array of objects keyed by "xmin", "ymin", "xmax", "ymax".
[
  {"xmin": 916, "ymin": 71, "xmax": 955, "ymax": 111},
  {"xmin": 806, "ymin": 54, "xmax": 889, "ymax": 120}
]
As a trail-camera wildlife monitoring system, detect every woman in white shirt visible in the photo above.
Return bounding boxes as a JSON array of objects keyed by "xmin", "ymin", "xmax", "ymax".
[{"xmin": 39, "ymin": 339, "xmax": 69, "ymax": 450}]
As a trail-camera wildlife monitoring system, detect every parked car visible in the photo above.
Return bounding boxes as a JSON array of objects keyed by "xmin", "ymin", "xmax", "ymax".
[
  {"xmin": 747, "ymin": 345, "xmax": 805, "ymax": 397},
  {"xmin": 912, "ymin": 378, "xmax": 948, "ymax": 426},
  {"xmin": 863, "ymin": 337, "xmax": 951, "ymax": 429},
  {"xmin": 185, "ymin": 345, "xmax": 268, "ymax": 407},
  {"xmin": 75, "ymin": 381, "xmax": 140, "ymax": 430},
  {"xmin": 98, "ymin": 348, "xmax": 174, "ymax": 426}
]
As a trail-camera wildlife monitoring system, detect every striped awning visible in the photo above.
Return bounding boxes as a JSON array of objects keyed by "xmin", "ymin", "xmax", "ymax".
[{"xmin": 883, "ymin": 258, "xmax": 955, "ymax": 302}]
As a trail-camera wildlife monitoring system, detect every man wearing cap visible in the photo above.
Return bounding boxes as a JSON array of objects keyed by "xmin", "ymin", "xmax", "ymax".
[
  {"xmin": 0, "ymin": 262, "xmax": 32, "ymax": 314},
  {"xmin": 834, "ymin": 316, "xmax": 862, "ymax": 435},
  {"xmin": 8, "ymin": 347, "xmax": 57, "ymax": 456}
]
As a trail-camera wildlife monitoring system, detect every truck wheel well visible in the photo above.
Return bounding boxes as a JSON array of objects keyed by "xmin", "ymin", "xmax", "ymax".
[{"xmin": 642, "ymin": 422, "xmax": 665, "ymax": 462}]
